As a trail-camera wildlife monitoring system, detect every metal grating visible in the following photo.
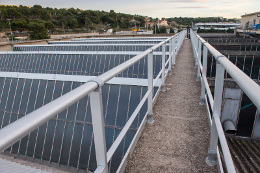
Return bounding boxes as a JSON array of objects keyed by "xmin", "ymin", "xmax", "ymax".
[
  {"xmin": 13, "ymin": 44, "xmax": 169, "ymax": 52},
  {"xmin": 71, "ymin": 37, "xmax": 168, "ymax": 41},
  {"xmin": 206, "ymin": 55, "xmax": 260, "ymax": 79},
  {"xmin": 0, "ymin": 32, "xmax": 181, "ymax": 172},
  {"xmin": 0, "ymin": 52, "xmax": 165, "ymax": 79},
  {"xmin": 0, "ymin": 76, "xmax": 158, "ymax": 172},
  {"xmin": 48, "ymin": 40, "xmax": 165, "ymax": 45}
]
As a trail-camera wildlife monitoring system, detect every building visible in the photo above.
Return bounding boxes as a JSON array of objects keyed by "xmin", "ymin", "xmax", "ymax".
[
  {"xmin": 146, "ymin": 22, "xmax": 155, "ymax": 29},
  {"xmin": 195, "ymin": 22, "xmax": 241, "ymax": 30},
  {"xmin": 145, "ymin": 19, "xmax": 168, "ymax": 29},
  {"xmin": 241, "ymin": 11, "xmax": 260, "ymax": 29},
  {"xmin": 158, "ymin": 19, "xmax": 168, "ymax": 27}
]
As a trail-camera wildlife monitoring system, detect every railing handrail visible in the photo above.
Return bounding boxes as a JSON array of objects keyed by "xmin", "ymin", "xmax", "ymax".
[
  {"xmin": 193, "ymin": 30, "xmax": 260, "ymax": 109},
  {"xmin": 190, "ymin": 29, "xmax": 260, "ymax": 173},
  {"xmin": 0, "ymin": 31, "xmax": 186, "ymax": 173}
]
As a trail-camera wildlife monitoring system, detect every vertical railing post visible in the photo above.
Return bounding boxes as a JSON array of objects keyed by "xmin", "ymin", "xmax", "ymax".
[
  {"xmin": 147, "ymin": 52, "xmax": 154, "ymax": 124},
  {"xmin": 200, "ymin": 45, "xmax": 208, "ymax": 105},
  {"xmin": 195, "ymin": 36, "xmax": 199, "ymax": 63},
  {"xmin": 161, "ymin": 43, "xmax": 166, "ymax": 92},
  {"xmin": 206, "ymin": 62, "xmax": 225, "ymax": 166},
  {"xmin": 196, "ymin": 40, "xmax": 202, "ymax": 81},
  {"xmin": 172, "ymin": 37, "xmax": 176, "ymax": 68},
  {"xmin": 90, "ymin": 87, "xmax": 108, "ymax": 173},
  {"xmin": 177, "ymin": 35, "xmax": 179, "ymax": 49},
  {"xmin": 171, "ymin": 38, "xmax": 174, "ymax": 66},
  {"xmin": 168, "ymin": 40, "xmax": 172, "ymax": 75}
]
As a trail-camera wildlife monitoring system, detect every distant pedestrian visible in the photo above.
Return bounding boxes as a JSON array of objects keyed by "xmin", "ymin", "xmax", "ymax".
[{"xmin": 186, "ymin": 25, "xmax": 190, "ymax": 39}]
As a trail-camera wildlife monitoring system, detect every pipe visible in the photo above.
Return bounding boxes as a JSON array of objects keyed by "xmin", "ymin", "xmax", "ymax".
[{"xmin": 222, "ymin": 120, "xmax": 237, "ymax": 134}]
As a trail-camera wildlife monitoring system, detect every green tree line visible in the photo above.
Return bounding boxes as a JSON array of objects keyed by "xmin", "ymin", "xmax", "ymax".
[
  {"xmin": 0, "ymin": 5, "xmax": 146, "ymax": 39},
  {"xmin": 0, "ymin": 5, "xmax": 240, "ymax": 39}
]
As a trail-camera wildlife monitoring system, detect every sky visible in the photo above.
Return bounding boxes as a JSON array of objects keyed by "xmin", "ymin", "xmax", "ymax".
[{"xmin": 1, "ymin": 0, "xmax": 259, "ymax": 19}]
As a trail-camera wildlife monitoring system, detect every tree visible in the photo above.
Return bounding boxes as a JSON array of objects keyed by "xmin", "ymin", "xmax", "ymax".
[
  {"xmin": 45, "ymin": 20, "xmax": 55, "ymax": 32},
  {"xmin": 160, "ymin": 26, "xmax": 167, "ymax": 33},
  {"xmin": 170, "ymin": 27, "xmax": 175, "ymax": 33},
  {"xmin": 88, "ymin": 11, "xmax": 100, "ymax": 24},
  {"xmin": 31, "ymin": 5, "xmax": 43, "ymax": 18},
  {"xmin": 11, "ymin": 20, "xmax": 28, "ymax": 31},
  {"xmin": 153, "ymin": 24, "xmax": 159, "ymax": 34},
  {"xmin": 67, "ymin": 18, "xmax": 78, "ymax": 28},
  {"xmin": 85, "ymin": 17, "xmax": 92, "ymax": 27},
  {"xmin": 28, "ymin": 22, "xmax": 50, "ymax": 40}
]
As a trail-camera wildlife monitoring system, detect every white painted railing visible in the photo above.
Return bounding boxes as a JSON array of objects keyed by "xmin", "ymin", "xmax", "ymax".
[
  {"xmin": 0, "ymin": 31, "xmax": 186, "ymax": 172},
  {"xmin": 190, "ymin": 29, "xmax": 260, "ymax": 173}
]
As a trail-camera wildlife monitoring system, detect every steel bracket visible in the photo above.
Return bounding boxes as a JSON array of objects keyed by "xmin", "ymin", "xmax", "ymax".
[
  {"xmin": 88, "ymin": 77, "xmax": 104, "ymax": 88},
  {"xmin": 215, "ymin": 55, "xmax": 225, "ymax": 60}
]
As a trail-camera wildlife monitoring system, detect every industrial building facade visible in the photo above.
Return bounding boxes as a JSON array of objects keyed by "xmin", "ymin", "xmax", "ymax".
[{"xmin": 241, "ymin": 11, "xmax": 260, "ymax": 29}]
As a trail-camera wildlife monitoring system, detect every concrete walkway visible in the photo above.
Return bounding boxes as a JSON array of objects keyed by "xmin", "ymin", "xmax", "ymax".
[{"xmin": 125, "ymin": 39, "xmax": 217, "ymax": 173}]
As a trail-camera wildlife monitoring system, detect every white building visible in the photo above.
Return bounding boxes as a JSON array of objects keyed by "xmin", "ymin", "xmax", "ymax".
[
  {"xmin": 241, "ymin": 12, "xmax": 260, "ymax": 29},
  {"xmin": 195, "ymin": 23, "xmax": 241, "ymax": 30}
]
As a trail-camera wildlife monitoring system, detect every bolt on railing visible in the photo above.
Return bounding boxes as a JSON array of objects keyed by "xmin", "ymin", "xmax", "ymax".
[
  {"xmin": 0, "ymin": 31, "xmax": 186, "ymax": 173},
  {"xmin": 191, "ymin": 29, "xmax": 260, "ymax": 173}
]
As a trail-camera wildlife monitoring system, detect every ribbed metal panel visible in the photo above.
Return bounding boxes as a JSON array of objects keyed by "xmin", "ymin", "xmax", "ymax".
[
  {"xmin": 13, "ymin": 44, "xmax": 165, "ymax": 52},
  {"xmin": 48, "ymin": 40, "xmax": 164, "ymax": 44},
  {"xmin": 0, "ymin": 77, "xmax": 158, "ymax": 172},
  {"xmin": 227, "ymin": 137, "xmax": 260, "ymax": 173},
  {"xmin": 0, "ymin": 53, "xmax": 163, "ymax": 79},
  {"xmin": 0, "ymin": 36, "xmax": 167, "ymax": 172}
]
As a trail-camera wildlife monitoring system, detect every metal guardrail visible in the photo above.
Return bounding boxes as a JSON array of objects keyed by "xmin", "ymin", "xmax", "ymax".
[
  {"xmin": 0, "ymin": 31, "xmax": 186, "ymax": 172},
  {"xmin": 190, "ymin": 29, "xmax": 260, "ymax": 173}
]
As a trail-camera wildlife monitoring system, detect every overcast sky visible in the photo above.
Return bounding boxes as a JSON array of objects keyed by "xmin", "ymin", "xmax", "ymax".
[{"xmin": 1, "ymin": 0, "xmax": 259, "ymax": 19}]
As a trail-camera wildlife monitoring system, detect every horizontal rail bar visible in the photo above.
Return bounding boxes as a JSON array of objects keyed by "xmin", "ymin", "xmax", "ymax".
[{"xmin": 0, "ymin": 72, "xmax": 162, "ymax": 87}]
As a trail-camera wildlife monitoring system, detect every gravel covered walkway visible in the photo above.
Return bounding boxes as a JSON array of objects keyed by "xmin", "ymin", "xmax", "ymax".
[{"xmin": 125, "ymin": 39, "xmax": 217, "ymax": 173}]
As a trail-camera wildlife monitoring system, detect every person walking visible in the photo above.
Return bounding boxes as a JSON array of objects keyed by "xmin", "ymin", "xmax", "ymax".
[{"xmin": 186, "ymin": 25, "xmax": 190, "ymax": 39}]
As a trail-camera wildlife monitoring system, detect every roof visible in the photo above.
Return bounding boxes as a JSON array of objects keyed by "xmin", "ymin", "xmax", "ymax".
[
  {"xmin": 241, "ymin": 11, "xmax": 260, "ymax": 17},
  {"xmin": 227, "ymin": 137, "xmax": 260, "ymax": 172}
]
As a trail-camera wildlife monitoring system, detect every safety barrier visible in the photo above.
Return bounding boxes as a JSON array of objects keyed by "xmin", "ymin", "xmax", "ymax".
[
  {"xmin": 0, "ymin": 31, "xmax": 186, "ymax": 172},
  {"xmin": 191, "ymin": 29, "xmax": 260, "ymax": 173}
]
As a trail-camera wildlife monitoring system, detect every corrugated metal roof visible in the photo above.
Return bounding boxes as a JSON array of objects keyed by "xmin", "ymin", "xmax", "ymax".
[{"xmin": 227, "ymin": 137, "xmax": 260, "ymax": 173}]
